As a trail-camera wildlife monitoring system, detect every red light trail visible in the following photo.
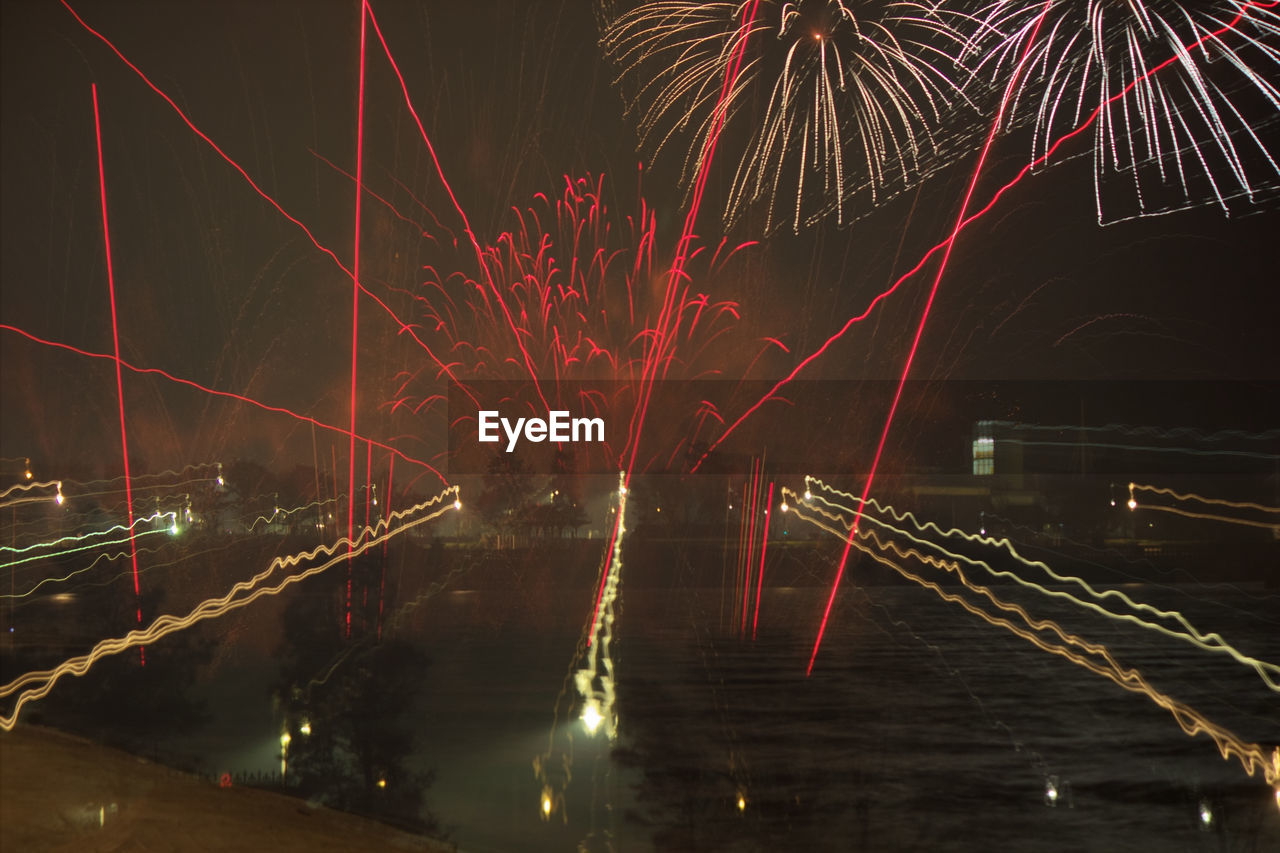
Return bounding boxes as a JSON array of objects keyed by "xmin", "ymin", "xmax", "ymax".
[
  {"xmin": 0, "ymin": 324, "xmax": 447, "ymax": 485},
  {"xmin": 91, "ymin": 83, "xmax": 145, "ymax": 665},
  {"xmin": 752, "ymin": 481, "xmax": 774, "ymax": 642},
  {"xmin": 806, "ymin": 1, "xmax": 1057, "ymax": 676},
  {"xmin": 589, "ymin": 0, "xmax": 764, "ymax": 643},
  {"xmin": 345, "ymin": 0, "xmax": 369, "ymax": 639},
  {"xmin": 362, "ymin": 3, "xmax": 553, "ymax": 419},
  {"xmin": 58, "ymin": 0, "xmax": 480, "ymax": 413}
]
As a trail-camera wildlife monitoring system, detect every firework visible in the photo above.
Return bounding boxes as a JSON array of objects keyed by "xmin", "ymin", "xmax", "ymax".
[
  {"xmin": 964, "ymin": 0, "xmax": 1280, "ymax": 221},
  {"xmin": 387, "ymin": 173, "xmax": 782, "ymax": 472},
  {"xmin": 602, "ymin": 1, "xmax": 979, "ymax": 232}
]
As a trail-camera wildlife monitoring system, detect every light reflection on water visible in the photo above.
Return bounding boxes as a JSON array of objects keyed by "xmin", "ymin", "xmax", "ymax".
[{"xmin": 167, "ymin": 578, "xmax": 1278, "ymax": 851}]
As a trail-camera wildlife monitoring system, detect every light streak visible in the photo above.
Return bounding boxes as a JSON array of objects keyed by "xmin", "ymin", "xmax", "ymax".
[
  {"xmin": 1, "ymin": 512, "xmax": 177, "ymax": 571},
  {"xmin": 969, "ymin": 0, "xmax": 1280, "ymax": 221},
  {"xmin": 752, "ymin": 481, "xmax": 774, "ymax": 641},
  {"xmin": 995, "ymin": 439, "xmax": 1279, "ymax": 462},
  {"xmin": 1131, "ymin": 503, "xmax": 1280, "ymax": 532},
  {"xmin": 603, "ymin": 1, "xmax": 974, "ymax": 232},
  {"xmin": 694, "ymin": 2, "xmax": 1280, "ymax": 475},
  {"xmin": 0, "ymin": 480, "xmax": 63, "ymax": 510},
  {"xmin": 1131, "ymin": 481, "xmax": 1280, "ymax": 514},
  {"xmin": 0, "ymin": 324, "xmax": 446, "ymax": 485},
  {"xmin": 0, "ymin": 480, "xmax": 63, "ymax": 502},
  {"xmin": 574, "ymin": 472, "xmax": 628, "ymax": 742},
  {"xmin": 245, "ymin": 499, "xmax": 341, "ymax": 532},
  {"xmin": 985, "ymin": 423, "xmax": 1280, "ymax": 443},
  {"xmin": 92, "ymin": 83, "xmax": 144, "ymax": 663},
  {"xmin": 346, "ymin": 0, "xmax": 370, "ymax": 641},
  {"xmin": 807, "ymin": 0, "xmax": 1058, "ymax": 676},
  {"xmin": 802, "ymin": 477, "xmax": 1280, "ymax": 692},
  {"xmin": 362, "ymin": 2, "xmax": 551, "ymax": 417},
  {"xmin": 787, "ymin": 488, "xmax": 1280, "ymax": 791},
  {"xmin": 58, "ymin": 0, "xmax": 478, "ymax": 413},
  {"xmin": 0, "ymin": 487, "xmax": 460, "ymax": 731}
]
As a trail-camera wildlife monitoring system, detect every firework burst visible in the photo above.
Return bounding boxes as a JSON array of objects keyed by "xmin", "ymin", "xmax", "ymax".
[
  {"xmin": 964, "ymin": 0, "xmax": 1280, "ymax": 221},
  {"xmin": 384, "ymin": 173, "xmax": 782, "ymax": 472},
  {"xmin": 601, "ymin": 1, "xmax": 979, "ymax": 233}
]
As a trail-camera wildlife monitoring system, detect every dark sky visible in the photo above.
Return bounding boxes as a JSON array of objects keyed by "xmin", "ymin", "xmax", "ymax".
[{"xmin": 2, "ymin": 0, "xmax": 1277, "ymax": 482}]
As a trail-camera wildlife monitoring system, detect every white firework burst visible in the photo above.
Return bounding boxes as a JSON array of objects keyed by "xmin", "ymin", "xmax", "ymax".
[
  {"xmin": 962, "ymin": 0, "xmax": 1280, "ymax": 222},
  {"xmin": 601, "ymin": 1, "xmax": 979, "ymax": 232}
]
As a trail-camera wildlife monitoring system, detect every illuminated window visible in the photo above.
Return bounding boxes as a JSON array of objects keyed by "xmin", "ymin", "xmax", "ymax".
[{"xmin": 972, "ymin": 424, "xmax": 995, "ymax": 475}]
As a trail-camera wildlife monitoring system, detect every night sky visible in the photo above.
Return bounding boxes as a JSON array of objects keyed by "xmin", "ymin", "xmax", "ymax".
[{"xmin": 3, "ymin": 0, "xmax": 1278, "ymax": 481}]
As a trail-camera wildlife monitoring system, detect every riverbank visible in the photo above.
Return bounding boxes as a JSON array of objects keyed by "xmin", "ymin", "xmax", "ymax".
[{"xmin": 0, "ymin": 724, "xmax": 456, "ymax": 852}]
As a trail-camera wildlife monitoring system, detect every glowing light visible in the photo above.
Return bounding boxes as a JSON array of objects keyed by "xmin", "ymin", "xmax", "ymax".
[
  {"xmin": 299, "ymin": 721, "xmax": 311, "ymax": 736},
  {"xmin": 967, "ymin": 0, "xmax": 1280, "ymax": 221},
  {"xmin": 800, "ymin": 478, "xmax": 1280, "ymax": 692},
  {"xmin": 806, "ymin": 1, "xmax": 1059, "ymax": 676},
  {"xmin": 1129, "ymin": 482, "xmax": 1280, "ymax": 532},
  {"xmin": 377, "ymin": 778, "xmax": 387, "ymax": 789},
  {"xmin": 787, "ymin": 484, "xmax": 1280, "ymax": 790},
  {"xmin": 1128, "ymin": 499, "xmax": 1138, "ymax": 511},
  {"xmin": 1199, "ymin": 800, "xmax": 1213, "ymax": 828},
  {"xmin": 581, "ymin": 702, "xmax": 603, "ymax": 734},
  {"xmin": 737, "ymin": 793, "xmax": 746, "ymax": 812},
  {"xmin": 541, "ymin": 794, "xmax": 552, "ymax": 817},
  {"xmin": 0, "ymin": 487, "xmax": 460, "ymax": 730},
  {"xmin": 603, "ymin": 1, "xmax": 973, "ymax": 231}
]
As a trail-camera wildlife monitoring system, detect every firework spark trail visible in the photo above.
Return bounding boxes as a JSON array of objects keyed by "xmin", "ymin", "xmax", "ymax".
[
  {"xmin": 565, "ymin": 1, "xmax": 766, "ymax": 645},
  {"xmin": 584, "ymin": 2, "xmax": 764, "ymax": 643},
  {"xmin": 969, "ymin": 0, "xmax": 1280, "ymax": 221},
  {"xmin": 91, "ymin": 83, "xmax": 145, "ymax": 665},
  {"xmin": 363, "ymin": 4, "xmax": 553, "ymax": 418},
  {"xmin": 58, "ymin": 1, "xmax": 478, "ymax": 413},
  {"xmin": 798, "ymin": 478, "xmax": 1280, "ymax": 691},
  {"xmin": 694, "ymin": 1, "xmax": 1280, "ymax": 479},
  {"xmin": 624, "ymin": 0, "xmax": 763, "ymax": 480},
  {"xmin": 603, "ymin": 1, "xmax": 975, "ymax": 232},
  {"xmin": 307, "ymin": 148, "xmax": 434, "ymax": 236},
  {"xmin": 786, "ymin": 488, "xmax": 1280, "ymax": 792},
  {"xmin": 0, "ymin": 326, "xmax": 447, "ymax": 485},
  {"xmin": 806, "ymin": 1, "xmax": 1059, "ymax": 676},
  {"xmin": 0, "ymin": 488, "xmax": 460, "ymax": 731}
]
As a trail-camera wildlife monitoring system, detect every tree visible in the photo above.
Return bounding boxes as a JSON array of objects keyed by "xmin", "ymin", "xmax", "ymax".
[
  {"xmin": 273, "ymin": 573, "xmax": 444, "ymax": 837},
  {"xmin": 474, "ymin": 451, "xmax": 542, "ymax": 534}
]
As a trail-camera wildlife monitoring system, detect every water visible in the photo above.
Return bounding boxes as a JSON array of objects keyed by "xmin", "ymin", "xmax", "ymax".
[{"xmin": 145, "ymin": 561, "xmax": 1280, "ymax": 851}]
